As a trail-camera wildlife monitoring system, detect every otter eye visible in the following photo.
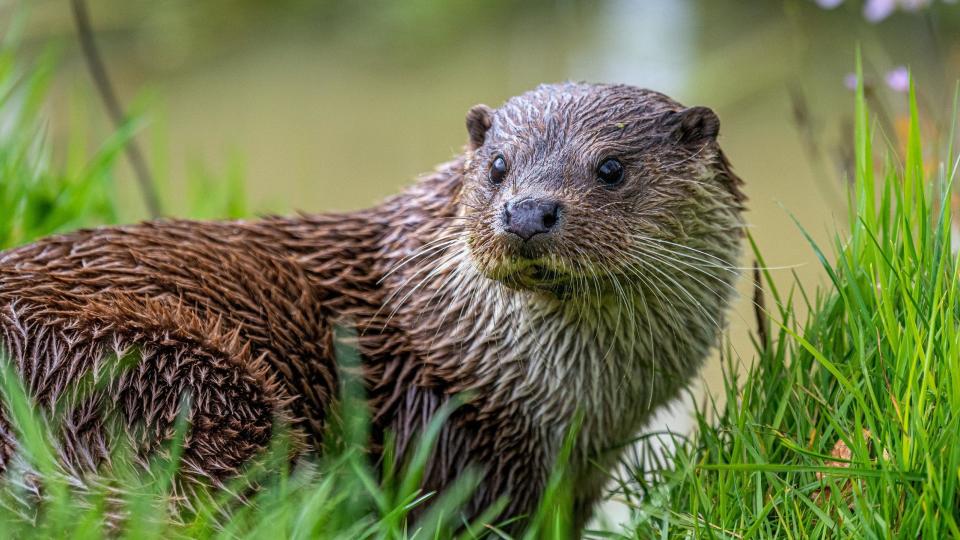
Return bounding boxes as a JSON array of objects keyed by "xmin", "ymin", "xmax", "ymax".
[
  {"xmin": 489, "ymin": 154, "xmax": 507, "ymax": 184},
  {"xmin": 597, "ymin": 158, "xmax": 624, "ymax": 186}
]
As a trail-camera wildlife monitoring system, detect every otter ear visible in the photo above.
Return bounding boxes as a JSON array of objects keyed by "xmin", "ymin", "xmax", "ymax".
[
  {"xmin": 466, "ymin": 104, "xmax": 493, "ymax": 149},
  {"xmin": 665, "ymin": 106, "xmax": 720, "ymax": 145}
]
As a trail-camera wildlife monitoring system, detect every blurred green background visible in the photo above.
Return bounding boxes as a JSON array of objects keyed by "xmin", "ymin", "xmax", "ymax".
[{"xmin": 4, "ymin": 0, "xmax": 959, "ymax": 458}]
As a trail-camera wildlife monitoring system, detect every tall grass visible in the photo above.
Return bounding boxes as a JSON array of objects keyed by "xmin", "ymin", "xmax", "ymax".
[
  {"xmin": 1, "ymin": 31, "xmax": 958, "ymax": 539},
  {"xmin": 0, "ymin": 47, "xmax": 118, "ymax": 247},
  {"xmin": 623, "ymin": 62, "xmax": 960, "ymax": 538}
]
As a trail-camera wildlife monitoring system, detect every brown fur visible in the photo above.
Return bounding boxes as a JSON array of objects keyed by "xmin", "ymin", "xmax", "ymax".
[{"xmin": 0, "ymin": 83, "xmax": 745, "ymax": 531}]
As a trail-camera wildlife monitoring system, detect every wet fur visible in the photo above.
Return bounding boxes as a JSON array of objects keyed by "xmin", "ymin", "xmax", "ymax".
[{"xmin": 0, "ymin": 83, "xmax": 744, "ymax": 531}]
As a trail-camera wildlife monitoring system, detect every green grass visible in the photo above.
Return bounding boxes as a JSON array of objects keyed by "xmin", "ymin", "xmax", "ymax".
[
  {"xmin": 0, "ymin": 31, "xmax": 958, "ymax": 539},
  {"xmin": 623, "ymin": 62, "xmax": 960, "ymax": 538}
]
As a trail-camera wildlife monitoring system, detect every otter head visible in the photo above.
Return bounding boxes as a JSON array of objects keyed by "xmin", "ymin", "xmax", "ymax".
[{"xmin": 460, "ymin": 82, "xmax": 744, "ymax": 299}]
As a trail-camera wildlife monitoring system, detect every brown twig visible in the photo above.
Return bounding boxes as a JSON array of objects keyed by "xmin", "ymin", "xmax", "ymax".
[
  {"xmin": 752, "ymin": 261, "xmax": 769, "ymax": 349},
  {"xmin": 70, "ymin": 0, "xmax": 162, "ymax": 218}
]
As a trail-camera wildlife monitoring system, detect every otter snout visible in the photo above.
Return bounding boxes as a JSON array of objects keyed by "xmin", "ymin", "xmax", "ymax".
[{"xmin": 503, "ymin": 198, "xmax": 562, "ymax": 241}]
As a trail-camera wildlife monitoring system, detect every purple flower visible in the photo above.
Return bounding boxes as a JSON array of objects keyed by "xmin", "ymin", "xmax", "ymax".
[
  {"xmin": 864, "ymin": 0, "xmax": 897, "ymax": 21},
  {"xmin": 885, "ymin": 66, "xmax": 910, "ymax": 92},
  {"xmin": 815, "ymin": 0, "xmax": 936, "ymax": 20},
  {"xmin": 844, "ymin": 73, "xmax": 859, "ymax": 91}
]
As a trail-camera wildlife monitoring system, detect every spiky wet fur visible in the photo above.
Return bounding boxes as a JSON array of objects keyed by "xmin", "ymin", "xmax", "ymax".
[{"xmin": 0, "ymin": 83, "xmax": 744, "ymax": 531}]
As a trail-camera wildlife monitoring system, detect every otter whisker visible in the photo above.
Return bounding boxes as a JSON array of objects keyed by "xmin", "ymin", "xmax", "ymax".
[
  {"xmin": 586, "ymin": 248, "xmax": 683, "ymax": 398},
  {"xmin": 622, "ymin": 248, "xmax": 725, "ymax": 333},
  {"xmin": 623, "ymin": 245, "xmax": 735, "ymax": 298},
  {"xmin": 624, "ymin": 240, "xmax": 766, "ymax": 306},
  {"xmin": 368, "ymin": 238, "xmax": 464, "ymax": 331},
  {"xmin": 606, "ymin": 273, "xmax": 636, "ymax": 402},
  {"xmin": 631, "ymin": 245, "xmax": 739, "ymax": 275},
  {"xmin": 625, "ymin": 246, "xmax": 729, "ymax": 304},
  {"xmin": 602, "ymin": 269, "xmax": 629, "ymax": 363},
  {"xmin": 629, "ymin": 234, "xmax": 734, "ymax": 268},
  {"xmin": 379, "ymin": 235, "xmax": 463, "ymax": 283},
  {"xmin": 380, "ymin": 245, "xmax": 465, "ymax": 329},
  {"xmin": 422, "ymin": 258, "xmax": 489, "ymax": 351},
  {"xmin": 625, "ymin": 265, "xmax": 661, "ymax": 410},
  {"xmin": 580, "ymin": 239, "xmax": 687, "ymax": 338},
  {"xmin": 622, "ymin": 241, "xmax": 743, "ymax": 294},
  {"xmin": 626, "ymin": 244, "xmax": 776, "ymax": 343},
  {"xmin": 569, "ymin": 245, "xmax": 602, "ymax": 301},
  {"xmin": 632, "ymin": 234, "xmax": 792, "ymax": 274}
]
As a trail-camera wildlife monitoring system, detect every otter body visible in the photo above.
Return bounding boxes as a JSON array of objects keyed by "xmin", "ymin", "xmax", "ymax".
[{"xmin": 0, "ymin": 83, "xmax": 744, "ymax": 529}]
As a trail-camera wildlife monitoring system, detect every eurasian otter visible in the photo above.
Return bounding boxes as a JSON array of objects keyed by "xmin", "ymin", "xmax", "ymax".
[{"xmin": 0, "ymin": 83, "xmax": 745, "ymax": 531}]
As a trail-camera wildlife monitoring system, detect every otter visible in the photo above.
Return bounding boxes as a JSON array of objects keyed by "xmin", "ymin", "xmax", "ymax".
[{"xmin": 0, "ymin": 83, "xmax": 744, "ymax": 531}]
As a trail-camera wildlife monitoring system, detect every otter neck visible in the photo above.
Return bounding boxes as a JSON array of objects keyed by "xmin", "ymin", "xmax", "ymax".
[{"xmin": 372, "ymin": 160, "xmax": 735, "ymax": 460}]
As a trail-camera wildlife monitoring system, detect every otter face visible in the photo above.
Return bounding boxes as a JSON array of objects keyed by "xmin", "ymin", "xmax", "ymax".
[{"xmin": 460, "ymin": 83, "xmax": 744, "ymax": 298}]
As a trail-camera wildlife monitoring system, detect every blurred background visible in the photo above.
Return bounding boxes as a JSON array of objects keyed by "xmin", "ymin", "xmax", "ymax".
[{"xmin": 2, "ymin": 0, "xmax": 958, "ymax": 529}]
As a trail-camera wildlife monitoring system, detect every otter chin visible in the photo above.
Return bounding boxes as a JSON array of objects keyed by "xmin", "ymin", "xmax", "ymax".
[
  {"xmin": 0, "ymin": 82, "xmax": 745, "ymax": 534},
  {"xmin": 486, "ymin": 258, "xmax": 573, "ymax": 297},
  {"xmin": 479, "ymin": 233, "xmax": 575, "ymax": 295}
]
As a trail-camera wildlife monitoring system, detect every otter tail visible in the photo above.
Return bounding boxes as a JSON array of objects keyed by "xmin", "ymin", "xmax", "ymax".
[{"xmin": 0, "ymin": 293, "xmax": 302, "ymax": 494}]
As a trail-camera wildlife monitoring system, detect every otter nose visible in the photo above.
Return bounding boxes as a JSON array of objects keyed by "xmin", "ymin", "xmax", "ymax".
[{"xmin": 503, "ymin": 198, "xmax": 562, "ymax": 241}]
